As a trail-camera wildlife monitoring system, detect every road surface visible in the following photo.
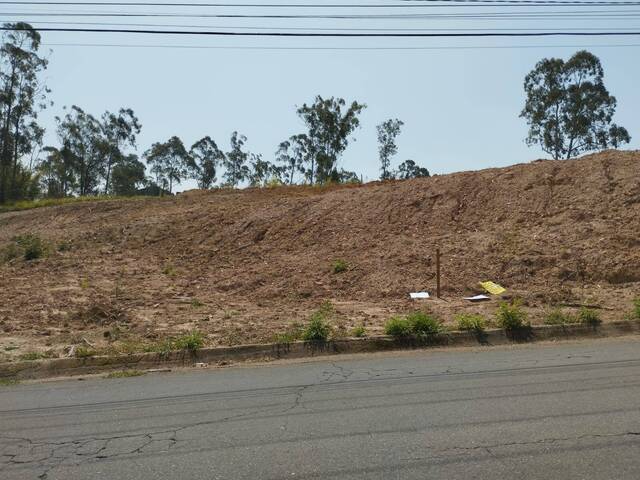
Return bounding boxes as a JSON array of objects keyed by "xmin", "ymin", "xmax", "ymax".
[{"xmin": 1, "ymin": 337, "xmax": 640, "ymax": 479}]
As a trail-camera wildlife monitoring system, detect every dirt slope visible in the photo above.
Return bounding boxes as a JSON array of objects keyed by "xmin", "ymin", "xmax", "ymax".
[{"xmin": 1, "ymin": 150, "xmax": 639, "ymax": 358}]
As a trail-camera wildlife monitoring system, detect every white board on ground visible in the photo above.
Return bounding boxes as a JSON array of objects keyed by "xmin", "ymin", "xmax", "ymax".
[
  {"xmin": 464, "ymin": 294, "xmax": 491, "ymax": 302},
  {"xmin": 410, "ymin": 292, "xmax": 430, "ymax": 299}
]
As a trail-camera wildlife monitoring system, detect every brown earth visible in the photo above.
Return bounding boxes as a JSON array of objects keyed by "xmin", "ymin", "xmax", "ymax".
[{"xmin": 1, "ymin": 150, "xmax": 639, "ymax": 361}]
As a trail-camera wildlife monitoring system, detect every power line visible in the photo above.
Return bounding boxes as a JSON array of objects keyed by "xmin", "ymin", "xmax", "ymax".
[
  {"xmin": 6, "ymin": 9, "xmax": 640, "ymax": 18},
  {"xmin": 5, "ymin": 0, "xmax": 640, "ymax": 5},
  {"xmin": 19, "ymin": 20, "xmax": 640, "ymax": 31},
  {"xmin": 42, "ymin": 41, "xmax": 640, "ymax": 49},
  {"xmin": 6, "ymin": 26, "xmax": 640, "ymax": 35}
]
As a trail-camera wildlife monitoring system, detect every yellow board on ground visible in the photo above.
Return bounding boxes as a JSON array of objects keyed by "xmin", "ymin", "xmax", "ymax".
[{"xmin": 479, "ymin": 281, "xmax": 506, "ymax": 295}]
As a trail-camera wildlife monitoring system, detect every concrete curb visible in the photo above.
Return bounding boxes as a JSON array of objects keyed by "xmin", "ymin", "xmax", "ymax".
[{"xmin": 2, "ymin": 320, "xmax": 640, "ymax": 380}]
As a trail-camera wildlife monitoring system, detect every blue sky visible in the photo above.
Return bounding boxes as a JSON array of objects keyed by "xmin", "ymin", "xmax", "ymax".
[{"xmin": 8, "ymin": 3, "xmax": 639, "ymax": 188}]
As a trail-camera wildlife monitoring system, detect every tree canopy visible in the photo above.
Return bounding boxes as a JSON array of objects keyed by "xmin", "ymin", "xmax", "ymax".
[{"xmin": 521, "ymin": 50, "xmax": 630, "ymax": 160}]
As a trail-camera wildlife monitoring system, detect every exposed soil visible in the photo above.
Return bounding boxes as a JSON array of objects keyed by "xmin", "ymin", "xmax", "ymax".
[{"xmin": 1, "ymin": 150, "xmax": 639, "ymax": 361}]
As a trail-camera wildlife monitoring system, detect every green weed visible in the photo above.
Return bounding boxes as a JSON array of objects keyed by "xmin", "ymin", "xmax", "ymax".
[
  {"xmin": 456, "ymin": 313, "xmax": 488, "ymax": 333},
  {"xmin": 633, "ymin": 298, "xmax": 640, "ymax": 319},
  {"xmin": 407, "ymin": 312, "xmax": 442, "ymax": 336},
  {"xmin": 302, "ymin": 313, "xmax": 332, "ymax": 342},
  {"xmin": 0, "ymin": 379, "xmax": 19, "ymax": 387},
  {"xmin": 351, "ymin": 325, "xmax": 367, "ymax": 338},
  {"xmin": 332, "ymin": 259, "xmax": 349, "ymax": 274},
  {"xmin": 75, "ymin": 346, "xmax": 96, "ymax": 358},
  {"xmin": 162, "ymin": 264, "xmax": 177, "ymax": 277},
  {"xmin": 578, "ymin": 307, "xmax": 601, "ymax": 326},
  {"xmin": 384, "ymin": 316, "xmax": 412, "ymax": 337},
  {"xmin": 544, "ymin": 308, "xmax": 575, "ymax": 325},
  {"xmin": 172, "ymin": 331, "xmax": 205, "ymax": 352},
  {"xmin": 496, "ymin": 300, "xmax": 529, "ymax": 331}
]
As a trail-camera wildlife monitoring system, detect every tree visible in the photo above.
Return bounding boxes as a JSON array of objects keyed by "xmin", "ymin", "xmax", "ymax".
[
  {"xmin": 0, "ymin": 22, "xmax": 49, "ymax": 203},
  {"xmin": 275, "ymin": 134, "xmax": 308, "ymax": 185},
  {"xmin": 377, "ymin": 118, "xmax": 404, "ymax": 180},
  {"xmin": 296, "ymin": 96, "xmax": 366, "ymax": 184},
  {"xmin": 521, "ymin": 50, "xmax": 630, "ymax": 160},
  {"xmin": 248, "ymin": 153, "xmax": 276, "ymax": 187},
  {"xmin": 111, "ymin": 154, "xmax": 146, "ymax": 196},
  {"xmin": 223, "ymin": 131, "xmax": 250, "ymax": 187},
  {"xmin": 189, "ymin": 136, "xmax": 224, "ymax": 189},
  {"xmin": 396, "ymin": 160, "xmax": 430, "ymax": 180},
  {"xmin": 54, "ymin": 106, "xmax": 104, "ymax": 196},
  {"xmin": 101, "ymin": 109, "xmax": 141, "ymax": 194},
  {"xmin": 38, "ymin": 145, "xmax": 76, "ymax": 197},
  {"xmin": 144, "ymin": 136, "xmax": 189, "ymax": 194}
]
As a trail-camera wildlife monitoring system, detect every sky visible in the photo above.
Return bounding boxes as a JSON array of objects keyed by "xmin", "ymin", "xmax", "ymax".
[{"xmin": 4, "ymin": 1, "xmax": 640, "ymax": 189}]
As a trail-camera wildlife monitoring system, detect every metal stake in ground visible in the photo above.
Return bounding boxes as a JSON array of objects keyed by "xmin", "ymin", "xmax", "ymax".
[{"xmin": 436, "ymin": 248, "xmax": 441, "ymax": 299}]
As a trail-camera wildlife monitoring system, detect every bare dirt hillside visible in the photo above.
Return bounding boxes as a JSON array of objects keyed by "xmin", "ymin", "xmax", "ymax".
[{"xmin": 1, "ymin": 150, "xmax": 639, "ymax": 359}]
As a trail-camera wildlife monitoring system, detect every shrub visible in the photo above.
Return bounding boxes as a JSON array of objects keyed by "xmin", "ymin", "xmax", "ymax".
[
  {"xmin": 544, "ymin": 308, "xmax": 574, "ymax": 325},
  {"xmin": 19, "ymin": 351, "xmax": 47, "ymax": 361},
  {"xmin": 302, "ymin": 313, "xmax": 332, "ymax": 342},
  {"xmin": 633, "ymin": 298, "xmax": 640, "ymax": 319},
  {"xmin": 191, "ymin": 299, "xmax": 204, "ymax": 308},
  {"xmin": 407, "ymin": 312, "xmax": 442, "ymax": 336},
  {"xmin": 332, "ymin": 259, "xmax": 349, "ymax": 274},
  {"xmin": 456, "ymin": 314, "xmax": 487, "ymax": 332},
  {"xmin": 162, "ymin": 264, "xmax": 177, "ymax": 277},
  {"xmin": 75, "ymin": 346, "xmax": 96, "ymax": 358},
  {"xmin": 496, "ymin": 300, "xmax": 528, "ymax": 331},
  {"xmin": 578, "ymin": 307, "xmax": 601, "ymax": 326},
  {"xmin": 15, "ymin": 234, "xmax": 47, "ymax": 261},
  {"xmin": 351, "ymin": 325, "xmax": 367, "ymax": 338},
  {"xmin": 384, "ymin": 316, "xmax": 413, "ymax": 337},
  {"xmin": 274, "ymin": 322, "xmax": 303, "ymax": 344},
  {"xmin": 173, "ymin": 331, "xmax": 205, "ymax": 351}
]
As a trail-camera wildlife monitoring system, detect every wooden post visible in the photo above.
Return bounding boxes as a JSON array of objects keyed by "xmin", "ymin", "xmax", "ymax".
[{"xmin": 436, "ymin": 248, "xmax": 441, "ymax": 299}]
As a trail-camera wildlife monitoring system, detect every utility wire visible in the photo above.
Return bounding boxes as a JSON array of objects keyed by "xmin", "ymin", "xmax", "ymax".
[
  {"xmin": 18, "ymin": 20, "xmax": 640, "ymax": 30},
  {"xmin": 42, "ymin": 41, "xmax": 640, "ymax": 49},
  {"xmin": 5, "ymin": 0, "xmax": 640, "ymax": 5},
  {"xmin": 5, "ymin": 26, "xmax": 640, "ymax": 35},
  {"xmin": 5, "ymin": 9, "xmax": 640, "ymax": 18}
]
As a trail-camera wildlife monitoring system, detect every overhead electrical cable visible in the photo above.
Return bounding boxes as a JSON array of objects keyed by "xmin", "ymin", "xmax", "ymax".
[
  {"xmin": 41, "ymin": 41, "xmax": 640, "ymax": 49},
  {"xmin": 3, "ymin": 26, "xmax": 640, "ymax": 35},
  {"xmin": 5, "ymin": 0, "xmax": 640, "ymax": 5},
  {"xmin": 16, "ymin": 20, "xmax": 640, "ymax": 31},
  {"xmin": 5, "ymin": 9, "xmax": 640, "ymax": 18}
]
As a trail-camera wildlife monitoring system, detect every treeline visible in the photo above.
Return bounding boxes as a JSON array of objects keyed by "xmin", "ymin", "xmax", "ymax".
[
  {"xmin": 0, "ymin": 23, "xmax": 429, "ymax": 204},
  {"xmin": 0, "ymin": 23, "xmax": 631, "ymax": 204}
]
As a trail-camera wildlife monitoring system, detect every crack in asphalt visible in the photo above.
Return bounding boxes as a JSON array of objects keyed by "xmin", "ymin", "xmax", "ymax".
[{"xmin": 0, "ymin": 384, "xmax": 313, "ymax": 478}]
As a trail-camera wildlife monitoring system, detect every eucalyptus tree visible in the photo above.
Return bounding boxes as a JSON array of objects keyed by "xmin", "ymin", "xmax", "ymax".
[
  {"xmin": 189, "ymin": 136, "xmax": 225, "ymax": 189},
  {"xmin": 54, "ymin": 106, "xmax": 104, "ymax": 196},
  {"xmin": 101, "ymin": 108, "xmax": 141, "ymax": 194},
  {"xmin": 396, "ymin": 160, "xmax": 430, "ymax": 180},
  {"xmin": 275, "ymin": 134, "xmax": 309, "ymax": 185},
  {"xmin": 377, "ymin": 118, "xmax": 404, "ymax": 180},
  {"xmin": 0, "ymin": 22, "xmax": 49, "ymax": 203},
  {"xmin": 223, "ymin": 131, "xmax": 250, "ymax": 187},
  {"xmin": 144, "ymin": 136, "xmax": 190, "ymax": 194},
  {"xmin": 521, "ymin": 50, "xmax": 630, "ymax": 160},
  {"xmin": 295, "ymin": 96, "xmax": 366, "ymax": 184},
  {"xmin": 111, "ymin": 154, "xmax": 146, "ymax": 196}
]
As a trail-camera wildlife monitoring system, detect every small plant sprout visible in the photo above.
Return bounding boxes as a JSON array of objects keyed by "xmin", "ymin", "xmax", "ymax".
[
  {"xmin": 332, "ymin": 259, "xmax": 349, "ymax": 274},
  {"xmin": 351, "ymin": 325, "xmax": 367, "ymax": 338}
]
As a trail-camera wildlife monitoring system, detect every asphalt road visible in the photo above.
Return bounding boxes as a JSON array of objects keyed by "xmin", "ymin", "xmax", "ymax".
[{"xmin": 2, "ymin": 338, "xmax": 640, "ymax": 479}]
